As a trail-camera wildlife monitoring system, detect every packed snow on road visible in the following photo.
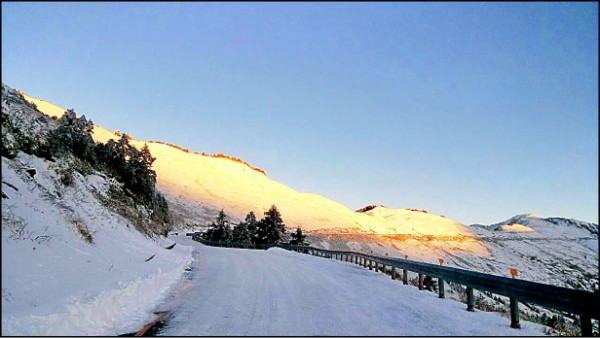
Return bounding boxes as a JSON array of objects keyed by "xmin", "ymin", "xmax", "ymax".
[{"xmin": 154, "ymin": 235, "xmax": 547, "ymax": 336}]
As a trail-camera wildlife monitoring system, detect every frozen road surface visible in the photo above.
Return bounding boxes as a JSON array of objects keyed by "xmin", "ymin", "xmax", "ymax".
[{"xmin": 156, "ymin": 236, "xmax": 545, "ymax": 336}]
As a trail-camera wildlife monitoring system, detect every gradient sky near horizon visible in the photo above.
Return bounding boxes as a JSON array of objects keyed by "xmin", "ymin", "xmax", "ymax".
[{"xmin": 2, "ymin": 2, "xmax": 598, "ymax": 224}]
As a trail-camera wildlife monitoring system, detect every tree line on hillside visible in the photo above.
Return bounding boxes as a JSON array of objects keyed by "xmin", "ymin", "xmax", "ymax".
[
  {"xmin": 202, "ymin": 205, "xmax": 307, "ymax": 246},
  {"xmin": 48, "ymin": 109, "xmax": 170, "ymax": 225}
]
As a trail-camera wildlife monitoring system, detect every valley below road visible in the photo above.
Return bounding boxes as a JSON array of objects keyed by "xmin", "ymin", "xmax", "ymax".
[{"xmin": 150, "ymin": 235, "xmax": 547, "ymax": 336}]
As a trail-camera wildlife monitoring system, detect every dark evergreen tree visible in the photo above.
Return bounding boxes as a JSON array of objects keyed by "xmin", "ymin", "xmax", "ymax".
[
  {"xmin": 203, "ymin": 209, "xmax": 232, "ymax": 242},
  {"xmin": 289, "ymin": 227, "xmax": 307, "ymax": 246},
  {"xmin": 231, "ymin": 221, "xmax": 251, "ymax": 243},
  {"xmin": 49, "ymin": 109, "xmax": 97, "ymax": 165},
  {"xmin": 245, "ymin": 211, "xmax": 258, "ymax": 241},
  {"xmin": 254, "ymin": 205, "xmax": 286, "ymax": 245}
]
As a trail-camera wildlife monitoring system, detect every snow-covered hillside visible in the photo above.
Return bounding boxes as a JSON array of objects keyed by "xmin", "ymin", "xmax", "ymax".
[
  {"xmin": 2, "ymin": 84, "xmax": 193, "ymax": 335},
  {"xmin": 20, "ymin": 92, "xmax": 483, "ymax": 243},
  {"xmin": 15, "ymin": 89, "xmax": 599, "ymax": 279}
]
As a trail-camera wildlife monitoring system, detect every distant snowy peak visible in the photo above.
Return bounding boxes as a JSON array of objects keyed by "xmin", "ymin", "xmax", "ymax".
[{"xmin": 476, "ymin": 214, "xmax": 598, "ymax": 237}]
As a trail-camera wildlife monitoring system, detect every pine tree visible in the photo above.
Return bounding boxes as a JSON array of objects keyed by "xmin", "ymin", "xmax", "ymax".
[
  {"xmin": 254, "ymin": 205, "xmax": 286, "ymax": 245},
  {"xmin": 232, "ymin": 221, "xmax": 251, "ymax": 243},
  {"xmin": 245, "ymin": 211, "xmax": 258, "ymax": 241},
  {"xmin": 203, "ymin": 209, "xmax": 232, "ymax": 242},
  {"xmin": 49, "ymin": 109, "xmax": 97, "ymax": 165},
  {"xmin": 289, "ymin": 227, "xmax": 307, "ymax": 246}
]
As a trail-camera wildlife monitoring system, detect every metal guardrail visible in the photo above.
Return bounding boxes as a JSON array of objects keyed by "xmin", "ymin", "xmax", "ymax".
[{"xmin": 191, "ymin": 234, "xmax": 599, "ymax": 335}]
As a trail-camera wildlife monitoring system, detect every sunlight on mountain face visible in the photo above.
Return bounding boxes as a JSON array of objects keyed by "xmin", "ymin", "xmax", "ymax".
[
  {"xmin": 499, "ymin": 224, "xmax": 537, "ymax": 233},
  {"xmin": 22, "ymin": 92, "xmax": 488, "ymax": 256}
]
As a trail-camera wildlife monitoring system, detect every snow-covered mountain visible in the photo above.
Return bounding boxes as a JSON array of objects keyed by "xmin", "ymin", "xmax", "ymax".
[
  {"xmin": 15, "ymin": 88, "xmax": 599, "ymax": 264},
  {"xmin": 18, "ymin": 91, "xmax": 483, "ymax": 241},
  {"xmin": 477, "ymin": 213, "xmax": 598, "ymax": 238},
  {"xmin": 17, "ymin": 89, "xmax": 598, "ymax": 262}
]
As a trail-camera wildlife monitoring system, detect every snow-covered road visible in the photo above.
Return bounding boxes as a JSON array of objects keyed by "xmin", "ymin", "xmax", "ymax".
[{"xmin": 156, "ymin": 236, "xmax": 546, "ymax": 336}]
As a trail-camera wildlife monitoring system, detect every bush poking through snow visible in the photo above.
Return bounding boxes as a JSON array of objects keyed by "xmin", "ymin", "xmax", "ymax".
[
  {"xmin": 67, "ymin": 214, "xmax": 93, "ymax": 244},
  {"xmin": 2, "ymin": 209, "xmax": 33, "ymax": 240},
  {"xmin": 55, "ymin": 166, "xmax": 73, "ymax": 186}
]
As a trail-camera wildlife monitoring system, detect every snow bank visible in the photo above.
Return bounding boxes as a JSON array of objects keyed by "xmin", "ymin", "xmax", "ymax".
[{"xmin": 2, "ymin": 259, "xmax": 191, "ymax": 336}]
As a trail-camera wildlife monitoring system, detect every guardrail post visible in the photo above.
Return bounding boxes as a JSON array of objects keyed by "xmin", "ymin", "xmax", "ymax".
[
  {"xmin": 391, "ymin": 266, "xmax": 396, "ymax": 280},
  {"xmin": 403, "ymin": 269, "xmax": 408, "ymax": 285},
  {"xmin": 418, "ymin": 274, "xmax": 424, "ymax": 290},
  {"xmin": 580, "ymin": 315, "xmax": 592, "ymax": 336},
  {"xmin": 510, "ymin": 298, "xmax": 520, "ymax": 328},
  {"xmin": 466, "ymin": 287, "xmax": 475, "ymax": 311},
  {"xmin": 382, "ymin": 263, "xmax": 386, "ymax": 273},
  {"xmin": 438, "ymin": 278, "xmax": 445, "ymax": 298}
]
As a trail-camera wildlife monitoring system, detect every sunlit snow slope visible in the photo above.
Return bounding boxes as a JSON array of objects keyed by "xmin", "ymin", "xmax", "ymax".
[{"xmin": 21, "ymin": 92, "xmax": 484, "ymax": 252}]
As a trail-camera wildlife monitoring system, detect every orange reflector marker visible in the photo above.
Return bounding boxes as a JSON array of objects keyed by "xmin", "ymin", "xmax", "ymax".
[
  {"xmin": 438, "ymin": 258, "xmax": 444, "ymax": 265},
  {"xmin": 510, "ymin": 268, "xmax": 519, "ymax": 278}
]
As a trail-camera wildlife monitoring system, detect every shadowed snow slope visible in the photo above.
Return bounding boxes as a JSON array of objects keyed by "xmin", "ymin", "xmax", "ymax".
[
  {"xmin": 21, "ymin": 92, "xmax": 482, "ymax": 247},
  {"xmin": 2, "ymin": 86, "xmax": 194, "ymax": 335},
  {"xmin": 1, "ymin": 152, "xmax": 193, "ymax": 335}
]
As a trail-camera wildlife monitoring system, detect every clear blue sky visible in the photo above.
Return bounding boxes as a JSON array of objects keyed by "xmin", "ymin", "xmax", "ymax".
[{"xmin": 2, "ymin": 2, "xmax": 598, "ymax": 224}]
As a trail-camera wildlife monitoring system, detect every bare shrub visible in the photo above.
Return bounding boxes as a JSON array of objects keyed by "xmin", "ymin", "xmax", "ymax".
[
  {"xmin": 2, "ymin": 209, "xmax": 33, "ymax": 240},
  {"xmin": 67, "ymin": 214, "xmax": 93, "ymax": 244}
]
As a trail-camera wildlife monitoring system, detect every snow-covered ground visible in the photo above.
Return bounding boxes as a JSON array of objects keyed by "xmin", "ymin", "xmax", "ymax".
[
  {"xmin": 154, "ymin": 235, "xmax": 547, "ymax": 336},
  {"xmin": 1, "ymin": 152, "xmax": 193, "ymax": 336}
]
